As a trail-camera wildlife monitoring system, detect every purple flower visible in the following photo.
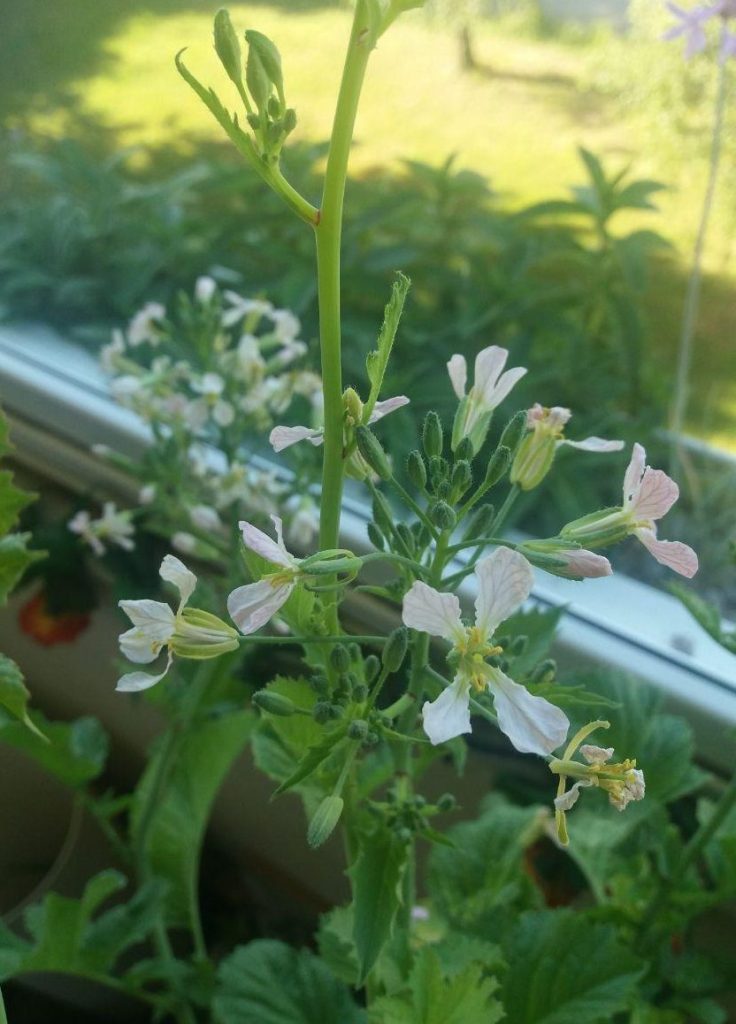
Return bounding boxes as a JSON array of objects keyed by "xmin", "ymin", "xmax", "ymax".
[{"xmin": 662, "ymin": 2, "xmax": 720, "ymax": 57}]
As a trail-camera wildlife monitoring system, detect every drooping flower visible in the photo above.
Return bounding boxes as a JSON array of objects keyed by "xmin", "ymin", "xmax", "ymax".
[
  {"xmin": 117, "ymin": 555, "xmax": 238, "ymax": 692},
  {"xmin": 511, "ymin": 404, "xmax": 623, "ymax": 491},
  {"xmin": 447, "ymin": 345, "xmax": 527, "ymax": 453},
  {"xmin": 549, "ymin": 721, "xmax": 646, "ymax": 845},
  {"xmin": 227, "ymin": 516, "xmax": 302, "ymax": 633},
  {"xmin": 402, "ymin": 547, "xmax": 569, "ymax": 755},
  {"xmin": 269, "ymin": 396, "xmax": 409, "ymax": 453},
  {"xmin": 662, "ymin": 2, "xmax": 719, "ymax": 57},
  {"xmin": 68, "ymin": 502, "xmax": 135, "ymax": 557}
]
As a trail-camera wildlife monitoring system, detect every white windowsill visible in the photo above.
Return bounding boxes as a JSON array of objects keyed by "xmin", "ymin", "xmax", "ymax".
[{"xmin": 2, "ymin": 324, "xmax": 735, "ymax": 772}]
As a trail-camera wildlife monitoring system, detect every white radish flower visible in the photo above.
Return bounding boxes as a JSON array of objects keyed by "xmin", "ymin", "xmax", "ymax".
[
  {"xmin": 221, "ymin": 291, "xmax": 273, "ymax": 328},
  {"xmin": 117, "ymin": 555, "xmax": 238, "ymax": 692},
  {"xmin": 227, "ymin": 516, "xmax": 302, "ymax": 634},
  {"xmin": 127, "ymin": 302, "xmax": 166, "ymax": 347},
  {"xmin": 68, "ymin": 502, "xmax": 135, "ymax": 557},
  {"xmin": 447, "ymin": 345, "xmax": 527, "ymax": 453},
  {"xmin": 195, "ymin": 276, "xmax": 217, "ymax": 303},
  {"xmin": 269, "ymin": 395, "xmax": 409, "ymax": 454},
  {"xmin": 402, "ymin": 547, "xmax": 569, "ymax": 755}
]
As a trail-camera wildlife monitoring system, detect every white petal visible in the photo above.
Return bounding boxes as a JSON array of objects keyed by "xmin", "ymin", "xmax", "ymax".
[
  {"xmin": 563, "ymin": 436, "xmax": 624, "ymax": 453},
  {"xmin": 227, "ymin": 579, "xmax": 294, "ymax": 634},
  {"xmin": 630, "ymin": 467, "xmax": 679, "ymax": 521},
  {"xmin": 487, "ymin": 365, "xmax": 527, "ymax": 407},
  {"xmin": 580, "ymin": 744, "xmax": 614, "ymax": 765},
  {"xmin": 559, "ymin": 549, "xmax": 612, "ymax": 579},
  {"xmin": 446, "ymin": 354, "xmax": 467, "ymax": 400},
  {"xmin": 159, "ymin": 554, "xmax": 197, "ymax": 609},
  {"xmin": 473, "ymin": 346, "xmax": 508, "ymax": 397},
  {"xmin": 474, "ymin": 547, "xmax": 534, "ymax": 637},
  {"xmin": 635, "ymin": 528, "xmax": 698, "ymax": 578},
  {"xmin": 422, "ymin": 677, "xmax": 471, "ymax": 745},
  {"xmin": 119, "ymin": 626, "xmax": 162, "ymax": 664},
  {"xmin": 119, "ymin": 599, "xmax": 175, "ymax": 636},
  {"xmin": 116, "ymin": 654, "xmax": 173, "ymax": 692},
  {"xmin": 368, "ymin": 396, "xmax": 410, "ymax": 423},
  {"xmin": 554, "ymin": 779, "xmax": 593, "ymax": 812},
  {"xmin": 401, "ymin": 581, "xmax": 464, "ymax": 642},
  {"xmin": 269, "ymin": 425, "xmax": 324, "ymax": 453},
  {"xmin": 238, "ymin": 520, "xmax": 294, "ymax": 568},
  {"xmin": 623, "ymin": 442, "xmax": 646, "ymax": 504},
  {"xmin": 490, "ymin": 669, "xmax": 569, "ymax": 756}
]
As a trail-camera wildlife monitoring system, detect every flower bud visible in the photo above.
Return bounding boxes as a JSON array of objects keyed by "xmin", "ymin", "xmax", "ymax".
[
  {"xmin": 451, "ymin": 460, "xmax": 472, "ymax": 499},
  {"xmin": 214, "ymin": 9, "xmax": 243, "ymax": 86},
  {"xmin": 352, "ymin": 682, "xmax": 368, "ymax": 703},
  {"xmin": 383, "ymin": 626, "xmax": 409, "ymax": 672},
  {"xmin": 396, "ymin": 522, "xmax": 415, "ymax": 555},
  {"xmin": 245, "ymin": 29, "xmax": 285, "ymax": 110},
  {"xmin": 483, "ymin": 444, "xmax": 511, "ymax": 489},
  {"xmin": 430, "ymin": 501, "xmax": 456, "ymax": 531},
  {"xmin": 356, "ymin": 426, "xmax": 392, "ymax": 481},
  {"xmin": 499, "ymin": 410, "xmax": 528, "ymax": 455},
  {"xmin": 307, "ymin": 795, "xmax": 344, "ymax": 849},
  {"xmin": 348, "ymin": 719, "xmax": 369, "ymax": 740},
  {"xmin": 407, "ymin": 450, "xmax": 427, "ymax": 490},
  {"xmin": 343, "ymin": 386, "xmax": 364, "ymax": 424},
  {"xmin": 282, "ymin": 107, "xmax": 297, "ymax": 135},
  {"xmin": 429, "ymin": 455, "xmax": 448, "ymax": 488},
  {"xmin": 171, "ymin": 608, "xmax": 239, "ymax": 659},
  {"xmin": 436, "ymin": 793, "xmax": 456, "ymax": 812},
  {"xmin": 510, "ymin": 431, "xmax": 556, "ymax": 491},
  {"xmin": 455, "ymin": 436, "xmax": 475, "ymax": 464},
  {"xmin": 422, "ymin": 411, "xmax": 443, "ymax": 458},
  {"xmin": 530, "ymin": 658, "xmax": 556, "ymax": 684},
  {"xmin": 509, "ymin": 635, "xmax": 528, "ymax": 656},
  {"xmin": 313, "ymin": 701, "xmax": 331, "ymax": 723},
  {"xmin": 329, "ymin": 645, "xmax": 351, "ymax": 673},
  {"xmin": 364, "ymin": 654, "xmax": 381, "ymax": 683},
  {"xmin": 252, "ymin": 689, "xmax": 295, "ymax": 716}
]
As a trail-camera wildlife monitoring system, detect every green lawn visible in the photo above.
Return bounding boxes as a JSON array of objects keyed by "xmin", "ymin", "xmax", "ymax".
[{"xmin": 2, "ymin": 1, "xmax": 734, "ymax": 447}]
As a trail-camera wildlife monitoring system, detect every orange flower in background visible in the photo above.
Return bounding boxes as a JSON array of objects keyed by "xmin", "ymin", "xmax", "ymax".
[{"xmin": 18, "ymin": 591, "xmax": 91, "ymax": 647}]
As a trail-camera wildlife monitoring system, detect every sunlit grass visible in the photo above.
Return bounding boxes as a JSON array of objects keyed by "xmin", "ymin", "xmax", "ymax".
[{"xmin": 5, "ymin": 2, "xmax": 735, "ymax": 447}]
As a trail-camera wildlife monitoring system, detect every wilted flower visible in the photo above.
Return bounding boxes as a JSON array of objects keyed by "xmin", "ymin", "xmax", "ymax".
[
  {"xmin": 447, "ymin": 345, "xmax": 527, "ymax": 453},
  {"xmin": 117, "ymin": 555, "xmax": 238, "ymax": 692},
  {"xmin": 402, "ymin": 547, "xmax": 569, "ymax": 755},
  {"xmin": 68, "ymin": 502, "xmax": 135, "ymax": 557}
]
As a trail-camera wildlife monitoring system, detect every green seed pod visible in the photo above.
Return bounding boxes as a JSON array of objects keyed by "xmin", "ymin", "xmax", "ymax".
[
  {"xmin": 214, "ymin": 9, "xmax": 243, "ymax": 86},
  {"xmin": 364, "ymin": 654, "xmax": 381, "ymax": 683},
  {"xmin": 307, "ymin": 795, "xmax": 344, "ymax": 849},
  {"xmin": 484, "ymin": 444, "xmax": 511, "ymax": 489},
  {"xmin": 348, "ymin": 719, "xmax": 369, "ymax": 740},
  {"xmin": 431, "ymin": 501, "xmax": 456, "ymax": 531},
  {"xmin": 461, "ymin": 503, "xmax": 495, "ymax": 541},
  {"xmin": 455, "ymin": 436, "xmax": 474, "ymax": 463},
  {"xmin": 329, "ymin": 646, "xmax": 350, "ymax": 673},
  {"xmin": 382, "ymin": 626, "xmax": 409, "ymax": 672},
  {"xmin": 356, "ymin": 426, "xmax": 392, "ymax": 481},
  {"xmin": 252, "ymin": 689, "xmax": 295, "ymax": 716},
  {"xmin": 245, "ymin": 29, "xmax": 284, "ymax": 108},
  {"xmin": 406, "ymin": 449, "xmax": 427, "ymax": 489},
  {"xmin": 422, "ymin": 411, "xmax": 443, "ymax": 458},
  {"xmin": 499, "ymin": 410, "xmax": 528, "ymax": 456}
]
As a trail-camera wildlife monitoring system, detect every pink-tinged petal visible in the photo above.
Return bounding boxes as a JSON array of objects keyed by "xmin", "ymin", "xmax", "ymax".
[
  {"xmin": 563, "ymin": 436, "xmax": 624, "ymax": 453},
  {"xmin": 422, "ymin": 676, "xmax": 471, "ymax": 745},
  {"xmin": 488, "ymin": 365, "xmax": 527, "ymax": 407},
  {"xmin": 269, "ymin": 425, "xmax": 324, "ymax": 453},
  {"xmin": 580, "ymin": 744, "xmax": 614, "ymax": 765},
  {"xmin": 631, "ymin": 467, "xmax": 679, "ymax": 521},
  {"xmin": 227, "ymin": 579, "xmax": 294, "ymax": 634},
  {"xmin": 402, "ymin": 581, "xmax": 464, "ymax": 643},
  {"xmin": 559, "ymin": 549, "xmax": 612, "ymax": 579},
  {"xmin": 238, "ymin": 520, "xmax": 294, "ymax": 569},
  {"xmin": 446, "ymin": 354, "xmax": 467, "ymax": 400},
  {"xmin": 368, "ymin": 395, "xmax": 410, "ymax": 423},
  {"xmin": 474, "ymin": 547, "xmax": 534, "ymax": 637},
  {"xmin": 117, "ymin": 654, "xmax": 173, "ymax": 693},
  {"xmin": 160, "ymin": 554, "xmax": 197, "ymax": 609},
  {"xmin": 635, "ymin": 528, "xmax": 698, "ymax": 578},
  {"xmin": 473, "ymin": 345, "xmax": 508, "ymax": 397},
  {"xmin": 554, "ymin": 779, "xmax": 593, "ymax": 812},
  {"xmin": 623, "ymin": 443, "xmax": 646, "ymax": 504},
  {"xmin": 119, "ymin": 600, "xmax": 175, "ymax": 637},
  {"xmin": 490, "ymin": 669, "xmax": 569, "ymax": 756}
]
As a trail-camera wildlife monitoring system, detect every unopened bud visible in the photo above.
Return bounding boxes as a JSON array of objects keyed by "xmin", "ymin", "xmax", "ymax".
[
  {"xmin": 383, "ymin": 626, "xmax": 409, "ymax": 672},
  {"xmin": 429, "ymin": 455, "xmax": 448, "ymax": 488},
  {"xmin": 352, "ymin": 682, "xmax": 368, "ymax": 702},
  {"xmin": 214, "ymin": 9, "xmax": 243, "ymax": 86},
  {"xmin": 499, "ymin": 410, "xmax": 528, "ymax": 456},
  {"xmin": 422, "ymin": 411, "xmax": 443, "ymax": 458},
  {"xmin": 451, "ymin": 460, "xmax": 472, "ymax": 498},
  {"xmin": 364, "ymin": 654, "xmax": 381, "ymax": 683},
  {"xmin": 437, "ymin": 793, "xmax": 456, "ymax": 812},
  {"xmin": 484, "ymin": 445, "xmax": 511, "ymax": 489},
  {"xmin": 510, "ymin": 635, "xmax": 528, "ymax": 656},
  {"xmin": 396, "ymin": 522, "xmax": 415, "ymax": 554},
  {"xmin": 407, "ymin": 450, "xmax": 427, "ymax": 489},
  {"xmin": 431, "ymin": 501, "xmax": 456, "ymax": 531},
  {"xmin": 356, "ymin": 426, "xmax": 392, "ymax": 481},
  {"xmin": 282, "ymin": 107, "xmax": 297, "ymax": 134},
  {"xmin": 307, "ymin": 795, "xmax": 344, "ymax": 849},
  {"xmin": 455, "ymin": 437, "xmax": 474, "ymax": 463},
  {"xmin": 252, "ymin": 689, "xmax": 295, "ymax": 716},
  {"xmin": 245, "ymin": 29, "xmax": 285, "ymax": 109},
  {"xmin": 329, "ymin": 645, "xmax": 351, "ymax": 673},
  {"xmin": 348, "ymin": 719, "xmax": 369, "ymax": 740},
  {"xmin": 313, "ymin": 701, "xmax": 331, "ymax": 723}
]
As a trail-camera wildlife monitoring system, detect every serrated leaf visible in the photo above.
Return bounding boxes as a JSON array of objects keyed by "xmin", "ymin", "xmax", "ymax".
[
  {"xmin": 364, "ymin": 272, "xmax": 411, "ymax": 419},
  {"xmin": 0, "ymin": 653, "xmax": 45, "ymax": 739},
  {"xmin": 351, "ymin": 826, "xmax": 408, "ymax": 984},
  {"xmin": 274, "ymin": 722, "xmax": 349, "ymax": 796},
  {"xmin": 213, "ymin": 940, "xmax": 364, "ymax": 1024},
  {"xmin": 0, "ymin": 469, "xmax": 34, "ymax": 536},
  {"xmin": 0, "ymin": 533, "xmax": 42, "ymax": 603},
  {"xmin": 370, "ymin": 947, "xmax": 503, "ymax": 1024},
  {"xmin": 502, "ymin": 909, "xmax": 642, "ymax": 1024},
  {"xmin": 131, "ymin": 708, "xmax": 254, "ymax": 927},
  {"xmin": 317, "ymin": 906, "xmax": 359, "ymax": 986}
]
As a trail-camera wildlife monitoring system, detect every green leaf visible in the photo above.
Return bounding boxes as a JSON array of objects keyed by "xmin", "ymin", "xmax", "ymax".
[
  {"xmin": 0, "ymin": 533, "xmax": 42, "ymax": 604},
  {"xmin": 670, "ymin": 583, "xmax": 736, "ymax": 654},
  {"xmin": 364, "ymin": 272, "xmax": 411, "ymax": 420},
  {"xmin": 317, "ymin": 906, "xmax": 360, "ymax": 986},
  {"xmin": 0, "ymin": 469, "xmax": 34, "ymax": 536},
  {"xmin": 370, "ymin": 947, "xmax": 503, "ymax": 1024},
  {"xmin": 501, "ymin": 606, "xmax": 561, "ymax": 678},
  {"xmin": 351, "ymin": 826, "xmax": 408, "ymax": 984},
  {"xmin": 274, "ymin": 722, "xmax": 349, "ymax": 796},
  {"xmin": 0, "ymin": 653, "xmax": 45, "ymax": 739},
  {"xmin": 213, "ymin": 940, "xmax": 365, "ymax": 1024},
  {"xmin": 0, "ymin": 709, "xmax": 107, "ymax": 785},
  {"xmin": 502, "ymin": 909, "xmax": 642, "ymax": 1024},
  {"xmin": 131, "ymin": 709, "xmax": 254, "ymax": 927},
  {"xmin": 428, "ymin": 794, "xmax": 547, "ymax": 939}
]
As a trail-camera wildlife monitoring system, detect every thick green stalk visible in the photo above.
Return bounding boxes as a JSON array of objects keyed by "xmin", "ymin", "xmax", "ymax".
[
  {"xmin": 314, "ymin": 0, "xmax": 374, "ymax": 629},
  {"xmin": 670, "ymin": 38, "xmax": 728, "ymax": 463}
]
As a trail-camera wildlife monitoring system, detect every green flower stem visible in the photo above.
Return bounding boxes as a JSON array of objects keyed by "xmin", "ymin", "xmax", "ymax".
[
  {"xmin": 0, "ymin": 986, "xmax": 6, "ymax": 1024},
  {"xmin": 360, "ymin": 550, "xmax": 431, "ymax": 578},
  {"xmin": 443, "ymin": 486, "xmax": 520, "ymax": 586},
  {"xmin": 314, "ymin": 0, "xmax": 374, "ymax": 633},
  {"xmin": 366, "ymin": 478, "xmax": 414, "ymax": 559},
  {"xmin": 386, "ymin": 476, "xmax": 440, "ymax": 540},
  {"xmin": 490, "ymin": 485, "xmax": 519, "ymax": 535},
  {"xmin": 237, "ymin": 632, "xmax": 385, "ymax": 645},
  {"xmin": 670, "ymin": 31, "xmax": 728, "ymax": 463},
  {"xmin": 445, "ymin": 536, "xmax": 516, "ymax": 555}
]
